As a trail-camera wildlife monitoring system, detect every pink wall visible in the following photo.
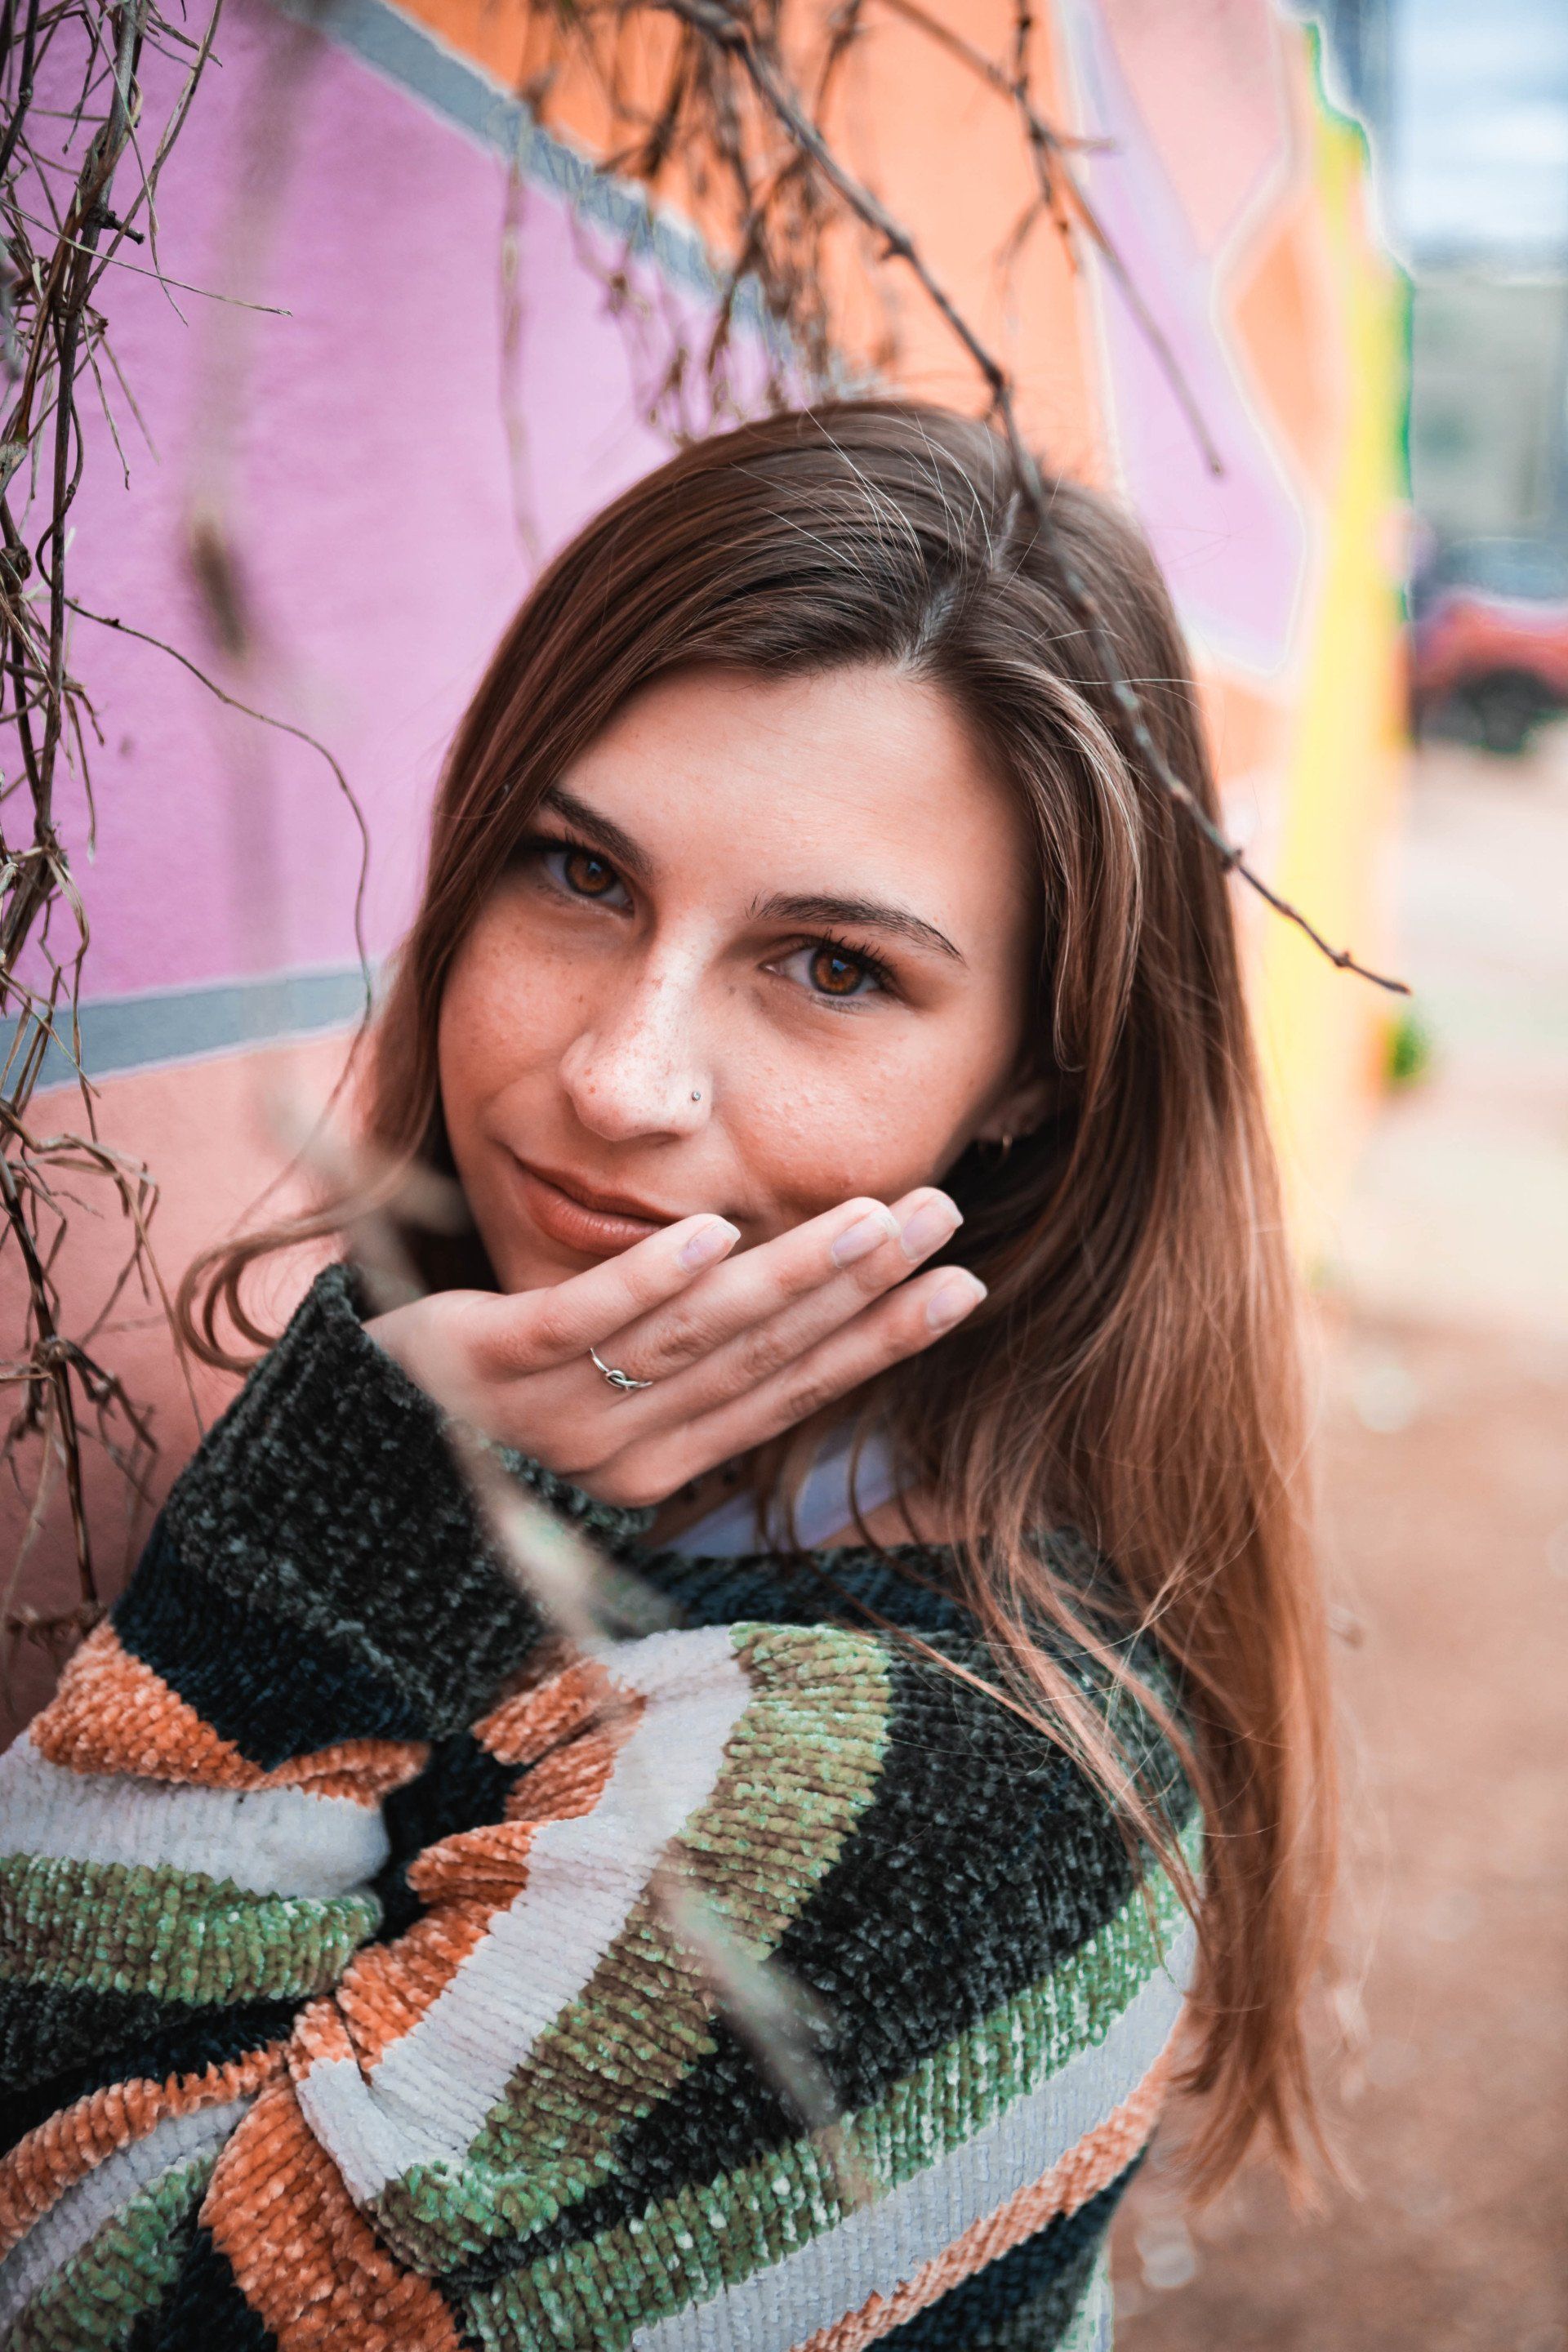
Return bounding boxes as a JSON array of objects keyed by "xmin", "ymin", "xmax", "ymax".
[
  {"xmin": 27, "ymin": 0, "xmax": 691, "ymax": 1006},
  {"xmin": 4, "ymin": 0, "xmax": 733, "ymax": 1728},
  {"xmin": 1058, "ymin": 0, "xmax": 1312, "ymax": 679}
]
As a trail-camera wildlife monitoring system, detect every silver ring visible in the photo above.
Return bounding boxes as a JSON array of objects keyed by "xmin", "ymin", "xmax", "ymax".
[{"xmin": 589, "ymin": 1345, "xmax": 653, "ymax": 1394}]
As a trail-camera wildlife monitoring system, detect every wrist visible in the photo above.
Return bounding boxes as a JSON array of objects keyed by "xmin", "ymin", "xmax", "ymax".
[
  {"xmin": 155, "ymin": 1263, "xmax": 540, "ymax": 1736},
  {"xmin": 366, "ymin": 1285, "xmax": 657, "ymax": 1552}
]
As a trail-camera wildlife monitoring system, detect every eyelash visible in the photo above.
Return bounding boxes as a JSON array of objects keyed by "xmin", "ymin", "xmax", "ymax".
[
  {"xmin": 523, "ymin": 831, "xmax": 631, "ymax": 908},
  {"xmin": 523, "ymin": 831, "xmax": 898, "ymax": 1006},
  {"xmin": 782, "ymin": 930, "xmax": 897, "ymax": 1006}
]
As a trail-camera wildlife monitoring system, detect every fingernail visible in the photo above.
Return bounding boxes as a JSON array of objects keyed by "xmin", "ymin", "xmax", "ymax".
[
  {"xmin": 831, "ymin": 1206, "xmax": 898, "ymax": 1268},
  {"xmin": 925, "ymin": 1272, "xmax": 986, "ymax": 1331},
  {"xmin": 679, "ymin": 1217, "xmax": 739, "ymax": 1271},
  {"xmin": 898, "ymin": 1194, "xmax": 962, "ymax": 1260}
]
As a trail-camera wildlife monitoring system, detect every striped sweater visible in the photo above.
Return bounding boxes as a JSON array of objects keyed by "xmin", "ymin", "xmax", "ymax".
[{"xmin": 0, "ymin": 1263, "xmax": 1197, "ymax": 2352}]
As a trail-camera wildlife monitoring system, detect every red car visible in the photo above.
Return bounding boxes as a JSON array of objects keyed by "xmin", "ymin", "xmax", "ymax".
[{"xmin": 1411, "ymin": 537, "xmax": 1568, "ymax": 755}]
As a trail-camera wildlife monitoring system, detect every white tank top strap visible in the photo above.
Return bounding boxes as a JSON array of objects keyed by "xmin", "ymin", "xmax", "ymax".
[{"xmin": 676, "ymin": 1423, "xmax": 904, "ymax": 1557}]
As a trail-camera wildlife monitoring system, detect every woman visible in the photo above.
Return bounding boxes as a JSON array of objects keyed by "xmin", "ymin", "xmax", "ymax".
[{"xmin": 0, "ymin": 403, "xmax": 1333, "ymax": 2351}]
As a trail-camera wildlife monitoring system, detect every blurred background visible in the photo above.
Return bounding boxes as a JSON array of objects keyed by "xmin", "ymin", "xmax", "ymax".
[
  {"xmin": 1117, "ymin": 5, "xmax": 1568, "ymax": 2344},
  {"xmin": 1, "ymin": 1, "xmax": 1564, "ymax": 2344}
]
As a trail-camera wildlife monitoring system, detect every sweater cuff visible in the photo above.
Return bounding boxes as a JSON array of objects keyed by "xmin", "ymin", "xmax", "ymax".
[
  {"xmin": 152, "ymin": 1261, "xmax": 645, "ymax": 1738},
  {"xmin": 327, "ymin": 1261, "xmax": 655, "ymax": 1550},
  {"xmin": 490, "ymin": 1445, "xmax": 658, "ymax": 1552}
]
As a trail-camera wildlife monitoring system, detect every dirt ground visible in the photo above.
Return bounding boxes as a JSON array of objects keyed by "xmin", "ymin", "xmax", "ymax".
[{"xmin": 1111, "ymin": 734, "xmax": 1568, "ymax": 2345}]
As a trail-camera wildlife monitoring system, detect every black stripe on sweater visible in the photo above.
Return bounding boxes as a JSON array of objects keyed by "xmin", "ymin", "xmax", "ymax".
[
  {"xmin": 0, "ymin": 1995, "xmax": 301, "ymax": 2157},
  {"xmin": 373, "ymin": 1732, "xmax": 528, "ymax": 1939},
  {"xmin": 876, "ymin": 2162, "xmax": 1140, "ymax": 2351},
  {"xmin": 114, "ymin": 1517, "xmax": 434, "ymax": 1767},
  {"xmin": 140, "ymin": 2226, "xmax": 278, "ymax": 2352},
  {"xmin": 445, "ymin": 1643, "xmax": 1179, "ymax": 2290},
  {"xmin": 156, "ymin": 1263, "xmax": 544, "ymax": 1736},
  {"xmin": 0, "ymin": 1980, "xmax": 294, "ymax": 2101}
]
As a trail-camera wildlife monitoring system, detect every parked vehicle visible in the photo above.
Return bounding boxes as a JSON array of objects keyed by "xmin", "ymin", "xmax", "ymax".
[{"xmin": 1410, "ymin": 537, "xmax": 1568, "ymax": 755}]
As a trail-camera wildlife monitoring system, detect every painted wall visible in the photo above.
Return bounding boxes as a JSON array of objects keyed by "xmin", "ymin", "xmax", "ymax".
[{"xmin": 2, "ymin": 0, "xmax": 1405, "ymax": 1724}]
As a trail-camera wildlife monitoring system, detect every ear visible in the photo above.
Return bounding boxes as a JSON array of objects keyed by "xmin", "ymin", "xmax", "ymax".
[{"xmin": 974, "ymin": 1066, "xmax": 1056, "ymax": 1147}]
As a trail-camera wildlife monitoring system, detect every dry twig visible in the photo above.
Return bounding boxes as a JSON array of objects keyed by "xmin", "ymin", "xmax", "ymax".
[
  {"xmin": 1, "ymin": 0, "xmax": 227, "ymax": 1684},
  {"xmin": 520, "ymin": 0, "xmax": 1405, "ymax": 992}
]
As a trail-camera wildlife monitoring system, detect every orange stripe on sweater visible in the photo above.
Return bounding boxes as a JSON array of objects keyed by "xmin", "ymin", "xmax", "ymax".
[
  {"xmin": 287, "ymin": 1670, "xmax": 636, "ymax": 2078},
  {"xmin": 29, "ymin": 1622, "xmax": 425, "ymax": 1801},
  {"xmin": 294, "ymin": 1694, "xmax": 633, "ymax": 2074},
  {"xmin": 502, "ymin": 1722, "xmax": 627, "ymax": 1825},
  {"xmin": 0, "ymin": 2042, "xmax": 287, "ymax": 2261},
  {"xmin": 403, "ymin": 1705, "xmax": 629, "ymax": 1902},
  {"xmin": 296, "ymin": 1897, "xmax": 500, "ymax": 2072},
  {"xmin": 203, "ymin": 2080, "xmax": 461, "ymax": 2351},
  {"xmin": 472, "ymin": 1651, "xmax": 628, "ymax": 1767},
  {"xmin": 793, "ymin": 2038, "xmax": 1178, "ymax": 2352}
]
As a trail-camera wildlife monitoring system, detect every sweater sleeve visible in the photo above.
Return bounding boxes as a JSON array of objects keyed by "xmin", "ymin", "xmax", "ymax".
[
  {"xmin": 0, "ymin": 1272, "xmax": 1197, "ymax": 2352},
  {"xmin": 2, "ymin": 1617, "xmax": 1194, "ymax": 2351},
  {"xmin": 0, "ymin": 1263, "xmax": 652, "ymax": 2348}
]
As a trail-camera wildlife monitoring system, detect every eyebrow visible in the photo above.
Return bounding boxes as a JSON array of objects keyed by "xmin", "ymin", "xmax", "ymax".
[
  {"xmin": 752, "ymin": 890, "xmax": 964, "ymax": 964},
  {"xmin": 538, "ymin": 783, "xmax": 651, "ymax": 880},
  {"xmin": 541, "ymin": 783, "xmax": 964, "ymax": 964}
]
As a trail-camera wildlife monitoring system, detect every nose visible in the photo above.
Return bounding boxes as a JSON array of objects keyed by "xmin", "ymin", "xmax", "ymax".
[{"xmin": 557, "ymin": 959, "xmax": 712, "ymax": 1143}]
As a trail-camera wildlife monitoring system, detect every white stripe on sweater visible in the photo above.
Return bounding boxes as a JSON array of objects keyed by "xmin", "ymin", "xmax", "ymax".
[
  {"xmin": 297, "ymin": 1624, "xmax": 751, "ymax": 2203},
  {"xmin": 0, "ymin": 2098, "xmax": 252, "ymax": 2332},
  {"xmin": 630, "ymin": 1924, "xmax": 1194, "ymax": 2352},
  {"xmin": 0, "ymin": 1732, "xmax": 389, "ymax": 1900}
]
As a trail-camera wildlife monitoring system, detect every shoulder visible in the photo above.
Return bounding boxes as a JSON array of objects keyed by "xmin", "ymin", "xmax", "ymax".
[
  {"xmin": 336, "ymin": 1613, "xmax": 1196, "ymax": 2287},
  {"xmin": 473, "ymin": 1610, "xmax": 1192, "ymax": 1930}
]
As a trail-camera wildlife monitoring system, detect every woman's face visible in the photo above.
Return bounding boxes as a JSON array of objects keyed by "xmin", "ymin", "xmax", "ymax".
[{"xmin": 438, "ymin": 662, "xmax": 1045, "ymax": 1291}]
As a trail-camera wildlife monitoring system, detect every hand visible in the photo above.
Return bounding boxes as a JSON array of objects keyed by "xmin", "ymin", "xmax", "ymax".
[{"xmin": 364, "ymin": 1188, "xmax": 984, "ymax": 1511}]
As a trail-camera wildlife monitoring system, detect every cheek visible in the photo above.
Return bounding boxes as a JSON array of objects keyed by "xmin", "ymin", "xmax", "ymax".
[
  {"xmin": 728, "ymin": 1018, "xmax": 1013, "ymax": 1233},
  {"xmin": 437, "ymin": 918, "xmax": 577, "ymax": 1142}
]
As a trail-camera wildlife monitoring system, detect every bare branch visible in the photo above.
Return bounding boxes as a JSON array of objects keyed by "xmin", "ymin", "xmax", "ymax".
[
  {"xmin": 2, "ymin": 0, "xmax": 228, "ymax": 1675},
  {"xmin": 642, "ymin": 0, "xmax": 1407, "ymax": 992}
]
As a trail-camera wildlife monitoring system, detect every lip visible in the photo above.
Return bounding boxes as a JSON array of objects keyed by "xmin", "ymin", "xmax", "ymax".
[{"xmin": 508, "ymin": 1154, "xmax": 685, "ymax": 1258}]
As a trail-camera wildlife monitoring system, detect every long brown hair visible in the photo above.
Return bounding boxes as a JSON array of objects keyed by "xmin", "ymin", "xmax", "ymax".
[{"xmin": 185, "ymin": 401, "xmax": 1334, "ymax": 2195}]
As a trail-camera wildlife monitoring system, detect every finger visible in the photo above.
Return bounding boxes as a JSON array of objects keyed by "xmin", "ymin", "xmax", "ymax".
[
  {"xmin": 472, "ymin": 1214, "xmax": 741, "ymax": 1374},
  {"xmin": 621, "ymin": 1187, "xmax": 964, "ymax": 1420},
  {"xmin": 599, "ymin": 1266, "xmax": 987, "ymax": 1503},
  {"xmin": 599, "ymin": 1187, "xmax": 962, "ymax": 1388}
]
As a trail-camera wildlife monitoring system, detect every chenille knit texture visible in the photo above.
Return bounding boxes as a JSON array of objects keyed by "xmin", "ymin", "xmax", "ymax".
[{"xmin": 0, "ymin": 1263, "xmax": 1198, "ymax": 2352}]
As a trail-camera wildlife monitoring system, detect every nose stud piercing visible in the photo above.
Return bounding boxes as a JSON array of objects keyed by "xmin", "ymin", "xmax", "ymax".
[{"xmin": 691, "ymin": 1089, "xmax": 702, "ymax": 1102}]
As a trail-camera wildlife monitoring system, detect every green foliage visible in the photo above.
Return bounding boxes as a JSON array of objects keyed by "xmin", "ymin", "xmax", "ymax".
[{"xmin": 1386, "ymin": 1004, "xmax": 1435, "ymax": 1089}]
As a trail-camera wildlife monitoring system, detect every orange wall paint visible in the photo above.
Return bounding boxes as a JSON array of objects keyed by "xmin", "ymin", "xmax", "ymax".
[
  {"xmin": 2, "ymin": 1036, "xmax": 348, "ymax": 1733},
  {"xmin": 394, "ymin": 0, "xmax": 1103, "ymax": 467},
  {"xmin": 4, "ymin": 3, "xmax": 1405, "ymax": 1729}
]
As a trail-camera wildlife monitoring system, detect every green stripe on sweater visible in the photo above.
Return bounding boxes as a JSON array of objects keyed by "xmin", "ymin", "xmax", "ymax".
[
  {"xmin": 0, "ymin": 1852, "xmax": 377, "ymax": 2005},
  {"xmin": 460, "ymin": 1820, "xmax": 1197, "ymax": 2352},
  {"xmin": 371, "ymin": 1624, "xmax": 895, "ymax": 2271},
  {"xmin": 6, "ymin": 2151, "xmax": 216, "ymax": 2352}
]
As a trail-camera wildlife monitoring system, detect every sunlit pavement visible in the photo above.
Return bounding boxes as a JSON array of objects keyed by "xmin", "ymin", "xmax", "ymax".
[
  {"xmin": 1330, "ymin": 728, "xmax": 1568, "ymax": 1347},
  {"xmin": 1112, "ymin": 733, "xmax": 1568, "ymax": 2350}
]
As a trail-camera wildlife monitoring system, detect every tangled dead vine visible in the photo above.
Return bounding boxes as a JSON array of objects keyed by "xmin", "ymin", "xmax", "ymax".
[
  {"xmin": 520, "ymin": 0, "xmax": 1409, "ymax": 991},
  {"xmin": 1, "ymin": 0, "xmax": 226, "ymax": 1676},
  {"xmin": 2, "ymin": 0, "xmax": 1405, "ymax": 1696}
]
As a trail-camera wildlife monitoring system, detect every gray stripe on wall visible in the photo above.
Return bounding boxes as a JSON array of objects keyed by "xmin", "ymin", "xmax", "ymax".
[
  {"xmin": 4, "ymin": 966, "xmax": 372, "ymax": 1090},
  {"xmin": 269, "ymin": 0, "xmax": 769, "ymax": 329},
  {"xmin": 9, "ymin": 4, "xmax": 780, "ymax": 1102}
]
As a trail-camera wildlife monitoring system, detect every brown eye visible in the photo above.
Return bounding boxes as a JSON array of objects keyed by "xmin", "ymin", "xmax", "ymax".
[
  {"xmin": 562, "ymin": 847, "xmax": 618, "ymax": 898},
  {"xmin": 808, "ymin": 946, "xmax": 868, "ymax": 997}
]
